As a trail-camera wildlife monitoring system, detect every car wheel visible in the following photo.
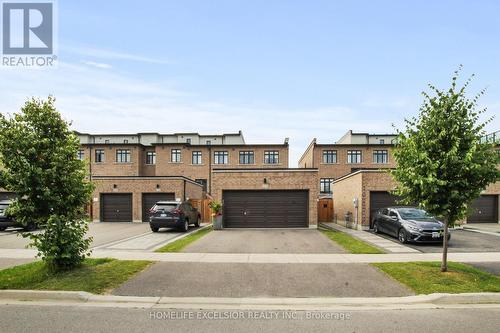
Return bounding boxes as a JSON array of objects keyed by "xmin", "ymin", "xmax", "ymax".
[
  {"xmin": 151, "ymin": 226, "xmax": 159, "ymax": 232},
  {"xmin": 398, "ymin": 228, "xmax": 408, "ymax": 244},
  {"xmin": 373, "ymin": 223, "xmax": 379, "ymax": 234},
  {"xmin": 180, "ymin": 220, "xmax": 189, "ymax": 232},
  {"xmin": 0, "ymin": 227, "xmax": 6, "ymax": 231}
]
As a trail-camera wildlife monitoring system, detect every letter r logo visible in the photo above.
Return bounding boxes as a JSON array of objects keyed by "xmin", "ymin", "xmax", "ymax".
[{"xmin": 2, "ymin": 2, "xmax": 53, "ymax": 54}]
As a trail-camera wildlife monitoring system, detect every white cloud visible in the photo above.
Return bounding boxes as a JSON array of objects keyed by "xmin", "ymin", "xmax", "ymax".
[
  {"xmin": 81, "ymin": 60, "xmax": 112, "ymax": 69},
  {"xmin": 63, "ymin": 45, "xmax": 174, "ymax": 65}
]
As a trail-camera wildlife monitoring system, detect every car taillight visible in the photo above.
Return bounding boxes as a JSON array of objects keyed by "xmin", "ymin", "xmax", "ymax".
[
  {"xmin": 173, "ymin": 209, "xmax": 182, "ymax": 215},
  {"xmin": 149, "ymin": 208, "xmax": 156, "ymax": 214}
]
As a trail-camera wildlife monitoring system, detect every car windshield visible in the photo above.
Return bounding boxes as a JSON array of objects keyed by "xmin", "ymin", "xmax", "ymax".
[
  {"xmin": 396, "ymin": 208, "xmax": 432, "ymax": 219},
  {"xmin": 153, "ymin": 204, "xmax": 178, "ymax": 212}
]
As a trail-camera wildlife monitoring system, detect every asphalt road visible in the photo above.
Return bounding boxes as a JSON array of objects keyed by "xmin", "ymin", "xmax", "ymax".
[
  {"xmin": 0, "ymin": 305, "xmax": 499, "ymax": 333},
  {"xmin": 113, "ymin": 262, "xmax": 412, "ymax": 297},
  {"xmin": 182, "ymin": 229, "xmax": 346, "ymax": 253}
]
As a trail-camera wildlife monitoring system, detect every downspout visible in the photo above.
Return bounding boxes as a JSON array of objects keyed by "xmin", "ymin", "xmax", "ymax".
[
  {"xmin": 183, "ymin": 179, "xmax": 186, "ymax": 201},
  {"xmin": 208, "ymin": 145, "xmax": 212, "ymax": 194}
]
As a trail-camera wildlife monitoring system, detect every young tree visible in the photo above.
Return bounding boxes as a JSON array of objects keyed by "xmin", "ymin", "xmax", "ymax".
[
  {"xmin": 392, "ymin": 68, "xmax": 499, "ymax": 272},
  {"xmin": 0, "ymin": 97, "xmax": 94, "ymax": 271}
]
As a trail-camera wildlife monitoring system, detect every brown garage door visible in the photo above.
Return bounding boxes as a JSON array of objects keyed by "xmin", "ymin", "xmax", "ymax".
[
  {"xmin": 369, "ymin": 191, "xmax": 403, "ymax": 228},
  {"xmin": 0, "ymin": 192, "xmax": 15, "ymax": 200},
  {"xmin": 223, "ymin": 190, "xmax": 308, "ymax": 228},
  {"xmin": 467, "ymin": 195, "xmax": 498, "ymax": 223},
  {"xmin": 142, "ymin": 193, "xmax": 175, "ymax": 222},
  {"xmin": 101, "ymin": 193, "xmax": 133, "ymax": 222}
]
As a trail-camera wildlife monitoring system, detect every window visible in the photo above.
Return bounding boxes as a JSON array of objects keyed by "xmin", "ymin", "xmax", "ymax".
[
  {"xmin": 264, "ymin": 151, "xmax": 279, "ymax": 164},
  {"xmin": 123, "ymin": 139, "xmax": 128, "ymax": 144},
  {"xmin": 373, "ymin": 150, "xmax": 388, "ymax": 164},
  {"xmin": 186, "ymin": 138, "xmax": 191, "ymax": 144},
  {"xmin": 379, "ymin": 139, "xmax": 385, "ymax": 144},
  {"xmin": 195, "ymin": 179, "xmax": 208, "ymax": 192},
  {"xmin": 146, "ymin": 151, "xmax": 156, "ymax": 165},
  {"xmin": 116, "ymin": 149, "xmax": 131, "ymax": 163},
  {"xmin": 77, "ymin": 150, "xmax": 84, "ymax": 160},
  {"xmin": 320, "ymin": 178, "xmax": 334, "ymax": 193},
  {"xmin": 95, "ymin": 149, "xmax": 104, "ymax": 163},
  {"xmin": 171, "ymin": 149, "xmax": 181, "ymax": 163},
  {"xmin": 206, "ymin": 140, "xmax": 211, "ymax": 146},
  {"xmin": 322, "ymin": 150, "xmax": 337, "ymax": 164},
  {"xmin": 214, "ymin": 151, "xmax": 228, "ymax": 164},
  {"xmin": 105, "ymin": 139, "xmax": 110, "ymax": 144},
  {"xmin": 192, "ymin": 151, "xmax": 202, "ymax": 165},
  {"xmin": 347, "ymin": 150, "xmax": 362, "ymax": 164},
  {"xmin": 239, "ymin": 151, "xmax": 254, "ymax": 164}
]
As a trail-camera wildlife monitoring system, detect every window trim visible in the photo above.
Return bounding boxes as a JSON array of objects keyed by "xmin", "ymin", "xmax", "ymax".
[
  {"xmin": 264, "ymin": 150, "xmax": 280, "ymax": 164},
  {"xmin": 320, "ymin": 178, "xmax": 334, "ymax": 194},
  {"xmin": 116, "ymin": 149, "xmax": 131, "ymax": 163},
  {"xmin": 145, "ymin": 151, "xmax": 156, "ymax": 165},
  {"xmin": 171, "ymin": 149, "xmax": 182, "ymax": 163},
  {"xmin": 372, "ymin": 149, "xmax": 389, "ymax": 164},
  {"xmin": 347, "ymin": 150, "xmax": 362, "ymax": 164},
  {"xmin": 213, "ymin": 151, "xmax": 229, "ymax": 165},
  {"xmin": 77, "ymin": 150, "xmax": 85, "ymax": 160},
  {"xmin": 239, "ymin": 151, "xmax": 255, "ymax": 165},
  {"xmin": 322, "ymin": 150, "xmax": 337, "ymax": 164},
  {"xmin": 192, "ymin": 151, "xmax": 202, "ymax": 165},
  {"xmin": 95, "ymin": 149, "xmax": 105, "ymax": 163}
]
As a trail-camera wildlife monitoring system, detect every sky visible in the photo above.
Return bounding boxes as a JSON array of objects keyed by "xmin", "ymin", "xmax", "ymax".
[{"xmin": 1, "ymin": 0, "xmax": 499, "ymax": 166}]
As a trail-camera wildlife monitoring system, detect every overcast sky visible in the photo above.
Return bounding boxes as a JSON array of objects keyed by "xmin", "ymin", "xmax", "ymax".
[{"xmin": 1, "ymin": 0, "xmax": 499, "ymax": 166}]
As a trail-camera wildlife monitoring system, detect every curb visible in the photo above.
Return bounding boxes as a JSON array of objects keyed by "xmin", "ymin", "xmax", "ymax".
[{"xmin": 1, "ymin": 290, "xmax": 499, "ymax": 309}]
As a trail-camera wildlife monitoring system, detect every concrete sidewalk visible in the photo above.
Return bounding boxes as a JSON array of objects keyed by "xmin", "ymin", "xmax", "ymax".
[
  {"xmin": 320, "ymin": 222, "xmax": 420, "ymax": 253},
  {"xmin": 1, "ymin": 248, "xmax": 499, "ymax": 264}
]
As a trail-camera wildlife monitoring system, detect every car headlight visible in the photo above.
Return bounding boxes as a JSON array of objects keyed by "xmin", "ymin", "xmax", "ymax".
[{"xmin": 407, "ymin": 225, "xmax": 422, "ymax": 232}]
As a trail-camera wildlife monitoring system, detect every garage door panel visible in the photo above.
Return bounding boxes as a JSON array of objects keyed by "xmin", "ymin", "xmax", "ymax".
[
  {"xmin": 142, "ymin": 193, "xmax": 175, "ymax": 222},
  {"xmin": 467, "ymin": 195, "xmax": 498, "ymax": 223},
  {"xmin": 101, "ymin": 194, "xmax": 132, "ymax": 222},
  {"xmin": 223, "ymin": 190, "xmax": 308, "ymax": 228},
  {"xmin": 369, "ymin": 191, "xmax": 403, "ymax": 228}
]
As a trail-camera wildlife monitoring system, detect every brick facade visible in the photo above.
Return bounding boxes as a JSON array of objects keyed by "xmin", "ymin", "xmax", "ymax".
[
  {"xmin": 211, "ymin": 169, "xmax": 319, "ymax": 227},
  {"xmin": 91, "ymin": 177, "xmax": 203, "ymax": 222}
]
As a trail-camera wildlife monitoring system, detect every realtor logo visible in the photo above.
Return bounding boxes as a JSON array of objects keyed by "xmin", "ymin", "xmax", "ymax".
[{"xmin": 1, "ymin": 1, "xmax": 57, "ymax": 67}]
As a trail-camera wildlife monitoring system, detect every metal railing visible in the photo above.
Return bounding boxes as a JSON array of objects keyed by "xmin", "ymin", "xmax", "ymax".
[{"xmin": 481, "ymin": 131, "xmax": 500, "ymax": 144}]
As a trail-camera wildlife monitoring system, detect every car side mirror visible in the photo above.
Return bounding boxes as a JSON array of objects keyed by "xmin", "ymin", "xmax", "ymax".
[{"xmin": 390, "ymin": 216, "xmax": 398, "ymax": 221}]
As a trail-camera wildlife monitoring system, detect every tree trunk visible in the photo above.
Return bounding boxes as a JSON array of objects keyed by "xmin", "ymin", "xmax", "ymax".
[{"xmin": 441, "ymin": 219, "xmax": 449, "ymax": 272}]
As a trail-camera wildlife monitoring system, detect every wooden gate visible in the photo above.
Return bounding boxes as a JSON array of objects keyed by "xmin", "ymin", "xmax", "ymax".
[
  {"xmin": 190, "ymin": 199, "xmax": 213, "ymax": 223},
  {"xmin": 318, "ymin": 198, "xmax": 334, "ymax": 222}
]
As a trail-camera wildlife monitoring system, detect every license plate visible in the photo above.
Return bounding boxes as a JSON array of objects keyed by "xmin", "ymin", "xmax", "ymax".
[
  {"xmin": 432, "ymin": 232, "xmax": 440, "ymax": 238},
  {"xmin": 160, "ymin": 213, "xmax": 167, "ymax": 217}
]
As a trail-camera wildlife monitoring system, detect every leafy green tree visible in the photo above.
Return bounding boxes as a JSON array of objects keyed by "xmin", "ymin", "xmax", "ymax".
[
  {"xmin": 0, "ymin": 97, "xmax": 94, "ymax": 271},
  {"xmin": 392, "ymin": 68, "xmax": 499, "ymax": 272}
]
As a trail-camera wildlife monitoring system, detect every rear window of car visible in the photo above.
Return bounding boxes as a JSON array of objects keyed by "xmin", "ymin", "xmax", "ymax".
[{"xmin": 152, "ymin": 204, "xmax": 179, "ymax": 212}]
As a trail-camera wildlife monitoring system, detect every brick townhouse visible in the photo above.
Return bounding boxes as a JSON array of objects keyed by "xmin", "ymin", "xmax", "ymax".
[
  {"xmin": 299, "ymin": 130, "xmax": 500, "ymax": 229},
  {"xmin": 76, "ymin": 131, "xmax": 318, "ymax": 227}
]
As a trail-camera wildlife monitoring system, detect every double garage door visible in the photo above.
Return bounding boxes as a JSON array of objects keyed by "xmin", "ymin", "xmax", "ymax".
[
  {"xmin": 369, "ymin": 191, "xmax": 499, "ymax": 225},
  {"xmin": 100, "ymin": 193, "xmax": 175, "ymax": 222},
  {"xmin": 223, "ymin": 190, "xmax": 308, "ymax": 228}
]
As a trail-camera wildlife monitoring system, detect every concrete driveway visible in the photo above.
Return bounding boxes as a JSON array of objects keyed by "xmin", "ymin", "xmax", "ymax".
[
  {"xmin": 182, "ymin": 229, "xmax": 346, "ymax": 253},
  {"xmin": 0, "ymin": 222, "xmax": 196, "ymax": 251},
  {"xmin": 113, "ymin": 262, "xmax": 412, "ymax": 297}
]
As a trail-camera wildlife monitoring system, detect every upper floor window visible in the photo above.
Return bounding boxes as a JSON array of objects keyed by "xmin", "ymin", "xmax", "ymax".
[
  {"xmin": 186, "ymin": 138, "xmax": 191, "ymax": 144},
  {"xmin": 322, "ymin": 150, "xmax": 337, "ymax": 164},
  {"xmin": 373, "ymin": 150, "xmax": 388, "ymax": 164},
  {"xmin": 95, "ymin": 149, "xmax": 104, "ymax": 163},
  {"xmin": 239, "ymin": 151, "xmax": 254, "ymax": 164},
  {"xmin": 123, "ymin": 139, "xmax": 128, "ymax": 144},
  {"xmin": 77, "ymin": 150, "xmax": 84, "ymax": 160},
  {"xmin": 264, "ymin": 151, "xmax": 279, "ymax": 164},
  {"xmin": 206, "ymin": 140, "xmax": 211, "ymax": 146},
  {"xmin": 192, "ymin": 151, "xmax": 202, "ymax": 165},
  {"xmin": 146, "ymin": 151, "xmax": 156, "ymax": 165},
  {"xmin": 116, "ymin": 149, "xmax": 131, "ymax": 163},
  {"xmin": 379, "ymin": 139, "xmax": 385, "ymax": 144},
  {"xmin": 347, "ymin": 150, "xmax": 362, "ymax": 164},
  {"xmin": 214, "ymin": 151, "xmax": 228, "ymax": 164},
  {"xmin": 320, "ymin": 178, "xmax": 334, "ymax": 193},
  {"xmin": 105, "ymin": 139, "xmax": 110, "ymax": 144},
  {"xmin": 171, "ymin": 149, "xmax": 181, "ymax": 163}
]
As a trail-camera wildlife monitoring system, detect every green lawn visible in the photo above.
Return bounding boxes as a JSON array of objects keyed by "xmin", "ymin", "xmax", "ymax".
[
  {"xmin": 373, "ymin": 261, "xmax": 500, "ymax": 294},
  {"xmin": 0, "ymin": 258, "xmax": 151, "ymax": 294},
  {"xmin": 155, "ymin": 226, "xmax": 212, "ymax": 252},
  {"xmin": 319, "ymin": 228, "xmax": 384, "ymax": 254}
]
